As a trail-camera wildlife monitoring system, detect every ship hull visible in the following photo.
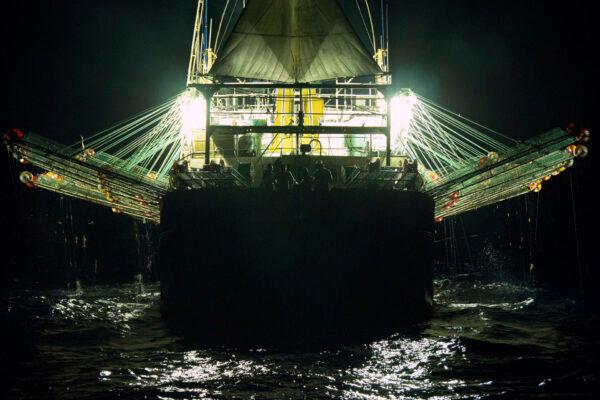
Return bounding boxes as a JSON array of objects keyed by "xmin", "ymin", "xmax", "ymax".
[{"xmin": 158, "ymin": 189, "xmax": 434, "ymax": 344}]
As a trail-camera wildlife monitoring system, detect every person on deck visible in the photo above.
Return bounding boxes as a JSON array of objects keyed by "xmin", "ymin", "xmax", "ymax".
[
  {"xmin": 169, "ymin": 160, "xmax": 180, "ymax": 189},
  {"xmin": 368, "ymin": 158, "xmax": 381, "ymax": 172},
  {"xmin": 313, "ymin": 161, "xmax": 333, "ymax": 192},
  {"xmin": 296, "ymin": 166, "xmax": 313, "ymax": 192},
  {"xmin": 179, "ymin": 160, "xmax": 189, "ymax": 173},
  {"xmin": 261, "ymin": 164, "xmax": 274, "ymax": 190},
  {"xmin": 402, "ymin": 159, "xmax": 423, "ymax": 191},
  {"xmin": 273, "ymin": 161, "xmax": 296, "ymax": 191}
]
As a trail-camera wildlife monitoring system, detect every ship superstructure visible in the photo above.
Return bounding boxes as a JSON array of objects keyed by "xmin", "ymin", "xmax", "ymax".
[{"xmin": 4, "ymin": 0, "xmax": 589, "ymax": 224}]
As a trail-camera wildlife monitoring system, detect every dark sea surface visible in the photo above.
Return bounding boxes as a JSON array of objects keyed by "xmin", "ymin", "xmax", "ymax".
[{"xmin": 2, "ymin": 275, "xmax": 599, "ymax": 400}]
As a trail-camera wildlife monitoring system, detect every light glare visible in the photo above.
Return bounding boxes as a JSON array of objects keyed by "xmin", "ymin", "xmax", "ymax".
[
  {"xmin": 390, "ymin": 92, "xmax": 417, "ymax": 155},
  {"xmin": 180, "ymin": 90, "xmax": 207, "ymax": 149}
]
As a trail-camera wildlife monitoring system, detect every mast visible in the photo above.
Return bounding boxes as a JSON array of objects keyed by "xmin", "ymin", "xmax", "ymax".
[{"xmin": 187, "ymin": 0, "xmax": 205, "ymax": 85}]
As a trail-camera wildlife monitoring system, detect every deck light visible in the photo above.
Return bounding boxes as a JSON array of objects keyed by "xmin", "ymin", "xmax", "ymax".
[
  {"xmin": 390, "ymin": 91, "xmax": 417, "ymax": 155},
  {"xmin": 180, "ymin": 89, "xmax": 207, "ymax": 148}
]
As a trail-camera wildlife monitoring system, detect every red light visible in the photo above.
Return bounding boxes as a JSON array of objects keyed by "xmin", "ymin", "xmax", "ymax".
[
  {"xmin": 2, "ymin": 128, "xmax": 24, "ymax": 144},
  {"xmin": 13, "ymin": 129, "xmax": 23, "ymax": 139}
]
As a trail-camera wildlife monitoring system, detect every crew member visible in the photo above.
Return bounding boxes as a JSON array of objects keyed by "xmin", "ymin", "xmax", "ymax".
[
  {"xmin": 274, "ymin": 161, "xmax": 296, "ymax": 191},
  {"xmin": 261, "ymin": 164, "xmax": 274, "ymax": 190},
  {"xmin": 296, "ymin": 166, "xmax": 313, "ymax": 192},
  {"xmin": 313, "ymin": 160, "xmax": 333, "ymax": 191}
]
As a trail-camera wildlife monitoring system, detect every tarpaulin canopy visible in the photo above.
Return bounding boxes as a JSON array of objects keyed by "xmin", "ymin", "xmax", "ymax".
[{"xmin": 209, "ymin": 0, "xmax": 382, "ymax": 83}]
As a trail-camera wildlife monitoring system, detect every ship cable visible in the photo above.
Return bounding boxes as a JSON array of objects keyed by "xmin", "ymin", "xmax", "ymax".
[
  {"xmin": 217, "ymin": 0, "xmax": 239, "ymax": 53},
  {"xmin": 355, "ymin": 0, "xmax": 375, "ymax": 53},
  {"xmin": 569, "ymin": 171, "xmax": 584, "ymax": 297}
]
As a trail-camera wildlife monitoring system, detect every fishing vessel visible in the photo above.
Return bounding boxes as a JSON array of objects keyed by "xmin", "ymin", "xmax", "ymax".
[{"xmin": 3, "ymin": 0, "xmax": 589, "ymax": 343}]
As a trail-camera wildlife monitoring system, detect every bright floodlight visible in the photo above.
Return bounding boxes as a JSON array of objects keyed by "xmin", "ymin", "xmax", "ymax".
[
  {"xmin": 390, "ymin": 91, "xmax": 417, "ymax": 155},
  {"xmin": 180, "ymin": 89, "xmax": 207, "ymax": 150}
]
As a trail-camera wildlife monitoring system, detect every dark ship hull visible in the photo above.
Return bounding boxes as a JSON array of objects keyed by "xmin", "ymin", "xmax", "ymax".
[{"xmin": 158, "ymin": 189, "xmax": 434, "ymax": 344}]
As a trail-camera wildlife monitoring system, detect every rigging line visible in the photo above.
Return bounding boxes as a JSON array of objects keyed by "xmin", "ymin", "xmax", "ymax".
[
  {"xmin": 74, "ymin": 109, "xmax": 178, "ymax": 156},
  {"xmin": 141, "ymin": 121, "xmax": 182, "ymax": 170},
  {"xmin": 103, "ymin": 112, "xmax": 171, "ymax": 151},
  {"xmin": 407, "ymin": 135, "xmax": 453, "ymax": 173},
  {"xmin": 427, "ymin": 115, "xmax": 513, "ymax": 154},
  {"xmin": 423, "ymin": 113, "xmax": 501, "ymax": 158},
  {"xmin": 67, "ymin": 95, "xmax": 180, "ymax": 149},
  {"xmin": 416, "ymin": 94, "xmax": 519, "ymax": 145},
  {"xmin": 380, "ymin": 0, "xmax": 385, "ymax": 49},
  {"xmin": 534, "ymin": 191, "xmax": 540, "ymax": 244},
  {"xmin": 355, "ymin": 0, "xmax": 374, "ymax": 53},
  {"xmin": 218, "ymin": 0, "xmax": 239, "ymax": 53},
  {"xmin": 407, "ymin": 119, "xmax": 459, "ymax": 168},
  {"xmin": 363, "ymin": 0, "xmax": 377, "ymax": 53},
  {"xmin": 430, "ymin": 110, "xmax": 512, "ymax": 153},
  {"xmin": 422, "ymin": 103, "xmax": 506, "ymax": 149},
  {"xmin": 450, "ymin": 218, "xmax": 457, "ymax": 268},
  {"xmin": 103, "ymin": 120, "xmax": 166, "ymax": 157},
  {"xmin": 569, "ymin": 171, "xmax": 584, "ymax": 296},
  {"xmin": 414, "ymin": 101, "xmax": 468, "ymax": 159},
  {"xmin": 214, "ymin": 0, "xmax": 231, "ymax": 51},
  {"xmin": 188, "ymin": 0, "xmax": 205, "ymax": 80},
  {"xmin": 412, "ymin": 103, "xmax": 469, "ymax": 162},
  {"xmin": 421, "ymin": 102, "xmax": 510, "ymax": 152},
  {"xmin": 385, "ymin": 1, "xmax": 389, "ymax": 66},
  {"xmin": 408, "ymin": 137, "xmax": 449, "ymax": 174},
  {"xmin": 209, "ymin": 18, "xmax": 213, "ymax": 49},
  {"xmin": 121, "ymin": 111, "xmax": 180, "ymax": 156},
  {"xmin": 443, "ymin": 219, "xmax": 450, "ymax": 268},
  {"xmin": 408, "ymin": 128, "xmax": 454, "ymax": 172},
  {"xmin": 525, "ymin": 195, "xmax": 533, "ymax": 267},
  {"xmin": 119, "ymin": 105, "xmax": 183, "ymax": 161},
  {"xmin": 7, "ymin": 153, "xmax": 20, "ymax": 204}
]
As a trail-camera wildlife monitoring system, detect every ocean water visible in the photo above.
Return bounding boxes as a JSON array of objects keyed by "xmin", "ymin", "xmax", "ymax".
[{"xmin": 2, "ymin": 276, "xmax": 599, "ymax": 399}]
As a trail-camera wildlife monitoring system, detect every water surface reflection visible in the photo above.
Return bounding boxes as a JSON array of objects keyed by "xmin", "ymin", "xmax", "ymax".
[{"xmin": 3, "ymin": 277, "xmax": 599, "ymax": 399}]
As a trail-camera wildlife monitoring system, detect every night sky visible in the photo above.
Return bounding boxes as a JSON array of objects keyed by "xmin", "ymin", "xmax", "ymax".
[{"xmin": 2, "ymin": 1, "xmax": 597, "ymax": 292}]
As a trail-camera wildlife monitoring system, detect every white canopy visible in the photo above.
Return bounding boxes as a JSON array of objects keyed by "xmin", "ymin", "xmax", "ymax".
[{"xmin": 209, "ymin": 0, "xmax": 382, "ymax": 83}]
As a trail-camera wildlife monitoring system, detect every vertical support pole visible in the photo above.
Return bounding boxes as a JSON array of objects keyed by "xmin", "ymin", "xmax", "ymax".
[
  {"xmin": 204, "ymin": 88, "xmax": 213, "ymax": 166},
  {"xmin": 296, "ymin": 86, "xmax": 302, "ymax": 155},
  {"xmin": 385, "ymin": 91, "xmax": 392, "ymax": 166}
]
